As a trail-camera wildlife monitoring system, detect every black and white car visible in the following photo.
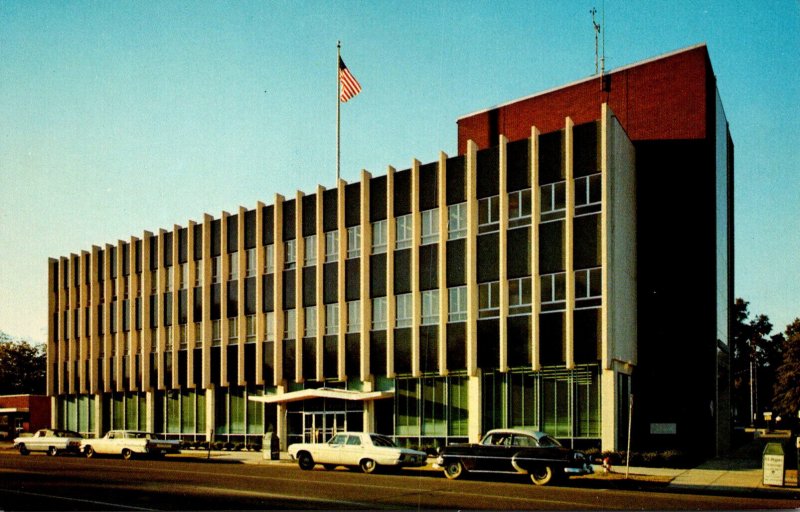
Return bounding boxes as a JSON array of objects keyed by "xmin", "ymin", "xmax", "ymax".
[{"xmin": 434, "ymin": 429, "xmax": 593, "ymax": 485}]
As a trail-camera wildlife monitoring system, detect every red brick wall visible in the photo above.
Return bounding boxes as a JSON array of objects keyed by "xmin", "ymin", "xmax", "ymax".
[
  {"xmin": 0, "ymin": 394, "xmax": 51, "ymax": 432},
  {"xmin": 458, "ymin": 46, "xmax": 711, "ymax": 153}
]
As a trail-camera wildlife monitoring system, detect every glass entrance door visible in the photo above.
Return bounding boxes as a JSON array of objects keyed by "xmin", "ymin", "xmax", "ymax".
[{"xmin": 303, "ymin": 412, "xmax": 346, "ymax": 443}]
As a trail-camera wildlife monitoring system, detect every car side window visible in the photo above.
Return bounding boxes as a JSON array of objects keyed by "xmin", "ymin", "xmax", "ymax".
[
  {"xmin": 346, "ymin": 435, "xmax": 362, "ymax": 446},
  {"xmin": 482, "ymin": 433, "xmax": 509, "ymax": 446},
  {"xmin": 329, "ymin": 434, "xmax": 347, "ymax": 445},
  {"xmin": 512, "ymin": 435, "xmax": 535, "ymax": 447}
]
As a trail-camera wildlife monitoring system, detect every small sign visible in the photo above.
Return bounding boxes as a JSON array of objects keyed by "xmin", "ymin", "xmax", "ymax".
[
  {"xmin": 649, "ymin": 423, "xmax": 677, "ymax": 435},
  {"xmin": 763, "ymin": 454, "xmax": 784, "ymax": 486}
]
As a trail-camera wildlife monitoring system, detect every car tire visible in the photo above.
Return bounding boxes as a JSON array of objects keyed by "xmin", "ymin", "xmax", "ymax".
[
  {"xmin": 48, "ymin": 446, "xmax": 58, "ymax": 457},
  {"xmin": 530, "ymin": 465, "xmax": 555, "ymax": 486},
  {"xmin": 84, "ymin": 446, "xmax": 95, "ymax": 458},
  {"xmin": 121, "ymin": 448, "xmax": 133, "ymax": 460},
  {"xmin": 360, "ymin": 458, "xmax": 377, "ymax": 474},
  {"xmin": 443, "ymin": 460, "xmax": 465, "ymax": 480},
  {"xmin": 297, "ymin": 451, "xmax": 315, "ymax": 470},
  {"xmin": 18, "ymin": 444, "xmax": 29, "ymax": 456}
]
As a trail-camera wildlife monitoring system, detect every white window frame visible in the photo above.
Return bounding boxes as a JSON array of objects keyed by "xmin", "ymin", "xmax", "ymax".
[
  {"xmin": 165, "ymin": 266, "xmax": 173, "ymax": 292},
  {"xmin": 371, "ymin": 220, "xmax": 387, "ymax": 254},
  {"xmin": 448, "ymin": 286, "xmax": 467, "ymax": 322},
  {"xmin": 228, "ymin": 317, "xmax": 238, "ymax": 344},
  {"xmin": 575, "ymin": 173, "xmax": 602, "ymax": 216},
  {"xmin": 371, "ymin": 297, "xmax": 387, "ymax": 330},
  {"xmin": 284, "ymin": 239, "xmax": 296, "ymax": 270},
  {"xmin": 540, "ymin": 181, "xmax": 566, "ymax": 222},
  {"xmin": 347, "ymin": 226, "xmax": 361, "ymax": 259},
  {"xmin": 265, "ymin": 311, "xmax": 275, "ymax": 341},
  {"xmin": 508, "ymin": 189, "xmax": 532, "ymax": 228},
  {"xmin": 284, "ymin": 309, "xmax": 296, "ymax": 339},
  {"xmin": 575, "ymin": 267, "xmax": 602, "ymax": 307},
  {"xmin": 325, "ymin": 231, "xmax": 339, "ymax": 263},
  {"xmin": 395, "ymin": 214, "xmax": 412, "ymax": 250},
  {"xmin": 478, "ymin": 196, "xmax": 500, "ymax": 233},
  {"xmin": 421, "ymin": 208, "xmax": 439, "ymax": 245},
  {"xmin": 304, "ymin": 235, "xmax": 317, "ymax": 266},
  {"xmin": 212, "ymin": 319, "xmax": 221, "ymax": 345},
  {"xmin": 179, "ymin": 263, "xmax": 188, "ymax": 289},
  {"xmin": 304, "ymin": 306, "xmax": 317, "ymax": 337},
  {"xmin": 541, "ymin": 272, "xmax": 567, "ymax": 311},
  {"xmin": 211, "ymin": 256, "xmax": 221, "ymax": 284},
  {"xmin": 396, "ymin": 293, "xmax": 412, "ymax": 328},
  {"xmin": 245, "ymin": 248, "xmax": 256, "ymax": 278},
  {"xmin": 448, "ymin": 203, "xmax": 467, "ymax": 240},
  {"xmin": 421, "ymin": 289, "xmax": 439, "ymax": 325},
  {"xmin": 478, "ymin": 281, "xmax": 500, "ymax": 319},
  {"xmin": 245, "ymin": 315, "xmax": 256, "ymax": 343},
  {"xmin": 264, "ymin": 245, "xmax": 274, "ymax": 274},
  {"xmin": 508, "ymin": 276, "xmax": 533, "ymax": 316},
  {"xmin": 325, "ymin": 303, "xmax": 339, "ymax": 335},
  {"xmin": 346, "ymin": 300, "xmax": 361, "ymax": 333}
]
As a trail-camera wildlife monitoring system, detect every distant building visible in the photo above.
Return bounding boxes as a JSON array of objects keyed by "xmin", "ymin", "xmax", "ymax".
[
  {"xmin": 0, "ymin": 395, "xmax": 50, "ymax": 438},
  {"xmin": 47, "ymin": 43, "xmax": 732, "ymax": 456}
]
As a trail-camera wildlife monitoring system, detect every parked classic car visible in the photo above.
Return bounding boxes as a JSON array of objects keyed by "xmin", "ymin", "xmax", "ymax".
[
  {"xmin": 288, "ymin": 432, "xmax": 428, "ymax": 473},
  {"xmin": 13, "ymin": 429, "xmax": 83, "ymax": 456},
  {"xmin": 81, "ymin": 430, "xmax": 181, "ymax": 460},
  {"xmin": 433, "ymin": 429, "xmax": 593, "ymax": 485}
]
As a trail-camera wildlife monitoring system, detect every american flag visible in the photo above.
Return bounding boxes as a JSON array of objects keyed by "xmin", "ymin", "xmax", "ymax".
[{"xmin": 338, "ymin": 57, "xmax": 362, "ymax": 103}]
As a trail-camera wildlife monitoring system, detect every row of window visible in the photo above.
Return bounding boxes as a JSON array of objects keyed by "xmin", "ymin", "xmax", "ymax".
[
  {"xmin": 57, "ymin": 176, "xmax": 603, "ymax": 301},
  {"xmin": 59, "ymin": 269, "xmax": 602, "ymax": 350}
]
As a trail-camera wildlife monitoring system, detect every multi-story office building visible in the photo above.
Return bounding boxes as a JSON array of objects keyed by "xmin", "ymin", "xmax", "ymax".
[{"xmin": 47, "ymin": 43, "xmax": 733, "ymax": 455}]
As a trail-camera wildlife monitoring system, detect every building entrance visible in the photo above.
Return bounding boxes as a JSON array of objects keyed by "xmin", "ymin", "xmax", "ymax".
[{"xmin": 303, "ymin": 411, "xmax": 346, "ymax": 443}]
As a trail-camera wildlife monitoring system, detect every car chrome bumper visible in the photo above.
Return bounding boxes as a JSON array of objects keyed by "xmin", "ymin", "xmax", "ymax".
[{"xmin": 563, "ymin": 463, "xmax": 594, "ymax": 475}]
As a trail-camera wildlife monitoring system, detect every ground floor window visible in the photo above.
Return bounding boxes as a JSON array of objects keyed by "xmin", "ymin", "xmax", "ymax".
[
  {"xmin": 482, "ymin": 365, "xmax": 600, "ymax": 449},
  {"xmin": 57, "ymin": 394, "xmax": 95, "ymax": 436},
  {"xmin": 395, "ymin": 375, "xmax": 469, "ymax": 451}
]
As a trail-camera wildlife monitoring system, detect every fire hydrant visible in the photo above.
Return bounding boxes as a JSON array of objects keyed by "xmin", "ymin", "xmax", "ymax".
[{"xmin": 602, "ymin": 456, "xmax": 612, "ymax": 473}]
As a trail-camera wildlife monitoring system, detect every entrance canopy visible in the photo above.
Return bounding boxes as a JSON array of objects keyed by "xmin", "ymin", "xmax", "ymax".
[
  {"xmin": 248, "ymin": 388, "xmax": 393, "ymax": 405},
  {"xmin": 0, "ymin": 408, "xmax": 28, "ymax": 413}
]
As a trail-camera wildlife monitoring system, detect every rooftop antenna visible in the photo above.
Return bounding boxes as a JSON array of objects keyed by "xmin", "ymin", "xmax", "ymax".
[{"xmin": 591, "ymin": 7, "xmax": 600, "ymax": 75}]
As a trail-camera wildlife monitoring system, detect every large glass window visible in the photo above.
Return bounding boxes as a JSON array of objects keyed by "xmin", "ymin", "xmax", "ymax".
[
  {"xmin": 245, "ymin": 249, "xmax": 256, "ymax": 278},
  {"xmin": 325, "ymin": 231, "xmax": 338, "ymax": 262},
  {"xmin": 228, "ymin": 254, "xmax": 238, "ymax": 280},
  {"xmin": 372, "ymin": 297, "xmax": 387, "ymax": 330},
  {"xmin": 508, "ymin": 189, "xmax": 532, "ymax": 228},
  {"xmin": 421, "ymin": 208, "xmax": 439, "ymax": 245},
  {"xmin": 372, "ymin": 220, "xmax": 387, "ymax": 254},
  {"xmin": 395, "ymin": 214, "xmax": 412, "ymax": 250},
  {"xmin": 304, "ymin": 235, "xmax": 317, "ymax": 266},
  {"xmin": 246, "ymin": 315, "xmax": 256, "ymax": 343},
  {"xmin": 575, "ymin": 267, "xmax": 602, "ymax": 308},
  {"xmin": 211, "ymin": 319, "xmax": 221, "ymax": 346},
  {"xmin": 228, "ymin": 317, "xmax": 238, "ymax": 344},
  {"xmin": 396, "ymin": 293, "xmax": 412, "ymax": 328},
  {"xmin": 325, "ymin": 303, "xmax": 339, "ymax": 335},
  {"xmin": 284, "ymin": 309, "xmax": 296, "ymax": 339},
  {"xmin": 304, "ymin": 306, "xmax": 317, "ymax": 337},
  {"xmin": 264, "ymin": 245, "xmax": 274, "ymax": 274},
  {"xmin": 478, "ymin": 196, "xmax": 500, "ymax": 233},
  {"xmin": 574, "ymin": 174, "xmax": 602, "ymax": 216},
  {"xmin": 448, "ymin": 203, "xmax": 467, "ymax": 240},
  {"xmin": 540, "ymin": 181, "xmax": 566, "ymax": 222},
  {"xmin": 448, "ymin": 286, "xmax": 467, "ymax": 322},
  {"xmin": 478, "ymin": 281, "xmax": 500, "ymax": 318},
  {"xmin": 284, "ymin": 240, "xmax": 296, "ymax": 270},
  {"xmin": 541, "ymin": 272, "xmax": 566, "ymax": 312},
  {"xmin": 508, "ymin": 277, "xmax": 532, "ymax": 316},
  {"xmin": 421, "ymin": 290, "xmax": 439, "ymax": 325},
  {"xmin": 264, "ymin": 312, "xmax": 275, "ymax": 341},
  {"xmin": 346, "ymin": 300, "xmax": 361, "ymax": 333},
  {"xmin": 347, "ymin": 226, "xmax": 361, "ymax": 259}
]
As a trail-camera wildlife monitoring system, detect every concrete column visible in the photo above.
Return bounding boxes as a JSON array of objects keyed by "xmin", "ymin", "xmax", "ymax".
[
  {"xmin": 359, "ymin": 170, "xmax": 372, "ymax": 381},
  {"xmin": 530, "ymin": 127, "xmax": 542, "ymax": 371},
  {"xmin": 47, "ymin": 259, "xmax": 57, "ymax": 397},
  {"xmin": 219, "ymin": 212, "xmax": 229, "ymax": 387},
  {"xmin": 146, "ymin": 390, "xmax": 155, "ymax": 433},
  {"xmin": 465, "ymin": 141, "xmax": 478, "ymax": 377},
  {"xmin": 155, "ymin": 230, "xmax": 166, "ymax": 391},
  {"xmin": 89, "ymin": 247, "xmax": 101, "ymax": 394},
  {"xmin": 337, "ymin": 179, "xmax": 347, "ymax": 380},
  {"xmin": 201, "ymin": 216, "xmax": 212, "ymax": 389},
  {"xmin": 186, "ymin": 222, "xmax": 196, "ymax": 389},
  {"xmin": 410, "ymin": 159, "xmax": 421, "ymax": 377},
  {"xmin": 128, "ymin": 238, "xmax": 139, "ymax": 392},
  {"xmin": 94, "ymin": 394, "xmax": 103, "ymax": 437},
  {"xmin": 79, "ymin": 250, "xmax": 89, "ymax": 393},
  {"xmin": 273, "ymin": 195, "xmax": 285, "ymax": 386},
  {"xmin": 498, "ymin": 135, "xmax": 509, "ymax": 373},
  {"xmin": 315, "ymin": 187, "xmax": 325, "ymax": 381},
  {"xmin": 255, "ymin": 203, "xmax": 265, "ymax": 386},
  {"xmin": 238, "ymin": 208, "xmax": 247, "ymax": 386},
  {"xmin": 385, "ymin": 167, "xmax": 396, "ymax": 377},
  {"xmin": 467, "ymin": 374, "xmax": 482, "ymax": 443},
  {"xmin": 171, "ymin": 226, "xmax": 180, "ymax": 390},
  {"xmin": 275, "ymin": 384, "xmax": 287, "ymax": 450},
  {"xmin": 205, "ymin": 386, "xmax": 215, "ymax": 442},
  {"xmin": 141, "ymin": 232, "xmax": 154, "ymax": 392},
  {"xmin": 565, "ymin": 117, "xmax": 575, "ymax": 369},
  {"xmin": 294, "ymin": 193, "xmax": 304, "ymax": 383},
  {"xmin": 437, "ymin": 152, "xmax": 448, "ymax": 375}
]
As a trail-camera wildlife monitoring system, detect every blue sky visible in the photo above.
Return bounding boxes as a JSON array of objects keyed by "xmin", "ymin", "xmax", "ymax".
[{"xmin": 1, "ymin": 1, "xmax": 798, "ymax": 343}]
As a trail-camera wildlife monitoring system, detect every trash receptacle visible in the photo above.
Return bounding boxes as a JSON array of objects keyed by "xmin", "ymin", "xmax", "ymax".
[
  {"xmin": 763, "ymin": 442, "xmax": 785, "ymax": 487},
  {"xmin": 262, "ymin": 432, "xmax": 280, "ymax": 461}
]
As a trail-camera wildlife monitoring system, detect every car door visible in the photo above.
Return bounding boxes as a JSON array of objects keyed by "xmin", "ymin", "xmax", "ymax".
[
  {"xmin": 474, "ymin": 432, "xmax": 513, "ymax": 472},
  {"xmin": 338, "ymin": 434, "xmax": 364, "ymax": 466},
  {"xmin": 318, "ymin": 433, "xmax": 347, "ymax": 464}
]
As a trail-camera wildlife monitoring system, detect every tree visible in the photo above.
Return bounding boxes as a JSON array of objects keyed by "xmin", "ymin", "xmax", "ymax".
[
  {"xmin": 731, "ymin": 299, "xmax": 782, "ymax": 425},
  {"xmin": 772, "ymin": 319, "xmax": 800, "ymax": 419},
  {"xmin": 0, "ymin": 332, "xmax": 46, "ymax": 395}
]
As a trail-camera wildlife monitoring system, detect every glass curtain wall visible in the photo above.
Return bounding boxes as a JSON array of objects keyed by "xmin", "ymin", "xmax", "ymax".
[{"xmin": 395, "ymin": 375, "xmax": 469, "ymax": 449}]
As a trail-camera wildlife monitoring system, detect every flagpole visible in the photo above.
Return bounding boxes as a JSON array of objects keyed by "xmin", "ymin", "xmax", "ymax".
[{"xmin": 336, "ymin": 41, "xmax": 341, "ymax": 183}]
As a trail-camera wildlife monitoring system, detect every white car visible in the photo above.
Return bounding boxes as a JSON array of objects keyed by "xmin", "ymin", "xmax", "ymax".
[
  {"xmin": 81, "ymin": 430, "xmax": 181, "ymax": 460},
  {"xmin": 288, "ymin": 432, "xmax": 428, "ymax": 473},
  {"xmin": 14, "ymin": 429, "xmax": 83, "ymax": 456}
]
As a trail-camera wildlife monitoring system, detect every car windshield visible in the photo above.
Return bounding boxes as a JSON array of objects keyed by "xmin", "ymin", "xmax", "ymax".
[
  {"xmin": 369, "ymin": 434, "xmax": 397, "ymax": 447},
  {"xmin": 328, "ymin": 434, "xmax": 347, "ymax": 445}
]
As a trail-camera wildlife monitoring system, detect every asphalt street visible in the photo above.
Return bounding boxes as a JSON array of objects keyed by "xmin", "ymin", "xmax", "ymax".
[{"xmin": 1, "ymin": 452, "xmax": 798, "ymax": 510}]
